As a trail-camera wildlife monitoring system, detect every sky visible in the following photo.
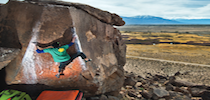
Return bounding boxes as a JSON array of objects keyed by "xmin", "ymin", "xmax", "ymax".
[{"xmin": 1, "ymin": 0, "xmax": 210, "ymax": 19}]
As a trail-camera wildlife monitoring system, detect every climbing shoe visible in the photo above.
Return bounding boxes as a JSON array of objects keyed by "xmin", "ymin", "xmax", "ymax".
[
  {"xmin": 55, "ymin": 73, "xmax": 60, "ymax": 78},
  {"xmin": 85, "ymin": 59, "xmax": 92, "ymax": 62}
]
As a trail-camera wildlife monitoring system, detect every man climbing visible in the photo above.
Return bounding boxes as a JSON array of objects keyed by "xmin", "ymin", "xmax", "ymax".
[{"xmin": 35, "ymin": 36, "xmax": 91, "ymax": 78}]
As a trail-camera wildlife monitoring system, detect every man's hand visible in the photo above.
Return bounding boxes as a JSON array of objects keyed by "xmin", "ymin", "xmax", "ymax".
[
  {"xmin": 32, "ymin": 42, "xmax": 38, "ymax": 45},
  {"xmin": 32, "ymin": 42, "xmax": 42, "ymax": 50},
  {"xmin": 72, "ymin": 36, "xmax": 77, "ymax": 43}
]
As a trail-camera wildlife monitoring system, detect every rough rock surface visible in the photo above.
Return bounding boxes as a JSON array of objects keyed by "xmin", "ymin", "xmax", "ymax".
[
  {"xmin": 125, "ymin": 57, "xmax": 210, "ymax": 86},
  {"xmin": 81, "ymin": 71, "xmax": 209, "ymax": 100},
  {"xmin": 0, "ymin": 0, "xmax": 126, "ymax": 97},
  {"xmin": 119, "ymin": 72, "xmax": 209, "ymax": 100},
  {"xmin": 0, "ymin": 47, "xmax": 20, "ymax": 70}
]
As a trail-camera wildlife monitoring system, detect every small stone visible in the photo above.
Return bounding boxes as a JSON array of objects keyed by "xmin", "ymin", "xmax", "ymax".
[
  {"xmin": 128, "ymin": 91, "xmax": 136, "ymax": 98},
  {"xmin": 172, "ymin": 80, "xmax": 196, "ymax": 87},
  {"xmin": 141, "ymin": 90, "xmax": 153, "ymax": 99},
  {"xmin": 174, "ymin": 71, "xmax": 181, "ymax": 76},
  {"xmin": 169, "ymin": 76, "xmax": 176, "ymax": 82},
  {"xmin": 135, "ymin": 82, "xmax": 142, "ymax": 87},
  {"xmin": 174, "ymin": 87, "xmax": 191, "ymax": 97},
  {"xmin": 137, "ymin": 94, "xmax": 142, "ymax": 98},
  {"xmin": 202, "ymin": 91, "xmax": 210, "ymax": 100},
  {"xmin": 126, "ymin": 86, "xmax": 133, "ymax": 89},
  {"xmin": 166, "ymin": 84, "xmax": 175, "ymax": 91},
  {"xmin": 89, "ymin": 97, "xmax": 100, "ymax": 100},
  {"xmin": 107, "ymin": 96, "xmax": 119, "ymax": 100},
  {"xmin": 188, "ymin": 87, "xmax": 206, "ymax": 97},
  {"xmin": 153, "ymin": 88, "xmax": 169, "ymax": 98},
  {"xmin": 124, "ymin": 77, "xmax": 136, "ymax": 86},
  {"xmin": 99, "ymin": 95, "xmax": 107, "ymax": 100}
]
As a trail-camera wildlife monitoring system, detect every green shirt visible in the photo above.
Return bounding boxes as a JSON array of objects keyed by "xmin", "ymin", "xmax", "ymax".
[{"xmin": 43, "ymin": 45, "xmax": 70, "ymax": 62}]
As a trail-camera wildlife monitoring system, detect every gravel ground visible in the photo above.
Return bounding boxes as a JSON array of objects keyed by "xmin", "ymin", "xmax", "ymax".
[
  {"xmin": 124, "ymin": 57, "xmax": 210, "ymax": 86},
  {"xmin": 130, "ymin": 52, "xmax": 210, "ymax": 65}
]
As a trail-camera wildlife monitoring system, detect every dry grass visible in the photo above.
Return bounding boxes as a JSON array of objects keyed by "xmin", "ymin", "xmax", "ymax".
[
  {"xmin": 123, "ymin": 31, "xmax": 210, "ymax": 43},
  {"xmin": 123, "ymin": 31, "xmax": 210, "ymax": 64}
]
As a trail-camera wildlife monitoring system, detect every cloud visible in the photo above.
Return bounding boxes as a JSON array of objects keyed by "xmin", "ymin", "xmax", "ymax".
[
  {"xmin": 69, "ymin": 0, "xmax": 210, "ymax": 19},
  {"xmin": 0, "ymin": 0, "xmax": 8, "ymax": 4},
  {"xmin": 0, "ymin": 0, "xmax": 209, "ymax": 19}
]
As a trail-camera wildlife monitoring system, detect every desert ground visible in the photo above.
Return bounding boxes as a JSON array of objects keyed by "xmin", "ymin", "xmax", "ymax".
[{"xmin": 116, "ymin": 25, "xmax": 210, "ymax": 86}]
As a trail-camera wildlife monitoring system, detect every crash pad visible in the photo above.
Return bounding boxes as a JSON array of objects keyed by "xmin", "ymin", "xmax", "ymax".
[{"xmin": 36, "ymin": 90, "xmax": 82, "ymax": 100}]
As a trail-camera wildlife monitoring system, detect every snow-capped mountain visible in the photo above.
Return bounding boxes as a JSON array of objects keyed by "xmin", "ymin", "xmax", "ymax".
[
  {"xmin": 121, "ymin": 15, "xmax": 210, "ymax": 25},
  {"xmin": 122, "ymin": 15, "xmax": 181, "ymax": 25}
]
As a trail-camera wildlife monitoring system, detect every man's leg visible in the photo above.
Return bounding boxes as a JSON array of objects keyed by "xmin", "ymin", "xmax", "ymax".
[
  {"xmin": 56, "ymin": 61, "xmax": 70, "ymax": 78},
  {"xmin": 70, "ymin": 52, "xmax": 92, "ymax": 62}
]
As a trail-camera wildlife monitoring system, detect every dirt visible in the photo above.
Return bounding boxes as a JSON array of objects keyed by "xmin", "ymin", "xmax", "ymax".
[
  {"xmin": 124, "ymin": 56, "xmax": 210, "ymax": 86},
  {"xmin": 121, "ymin": 25, "xmax": 210, "ymax": 88},
  {"xmin": 127, "ymin": 50, "xmax": 210, "ymax": 65}
]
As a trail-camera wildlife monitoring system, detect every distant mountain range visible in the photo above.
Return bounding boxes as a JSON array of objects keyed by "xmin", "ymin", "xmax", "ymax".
[{"xmin": 121, "ymin": 15, "xmax": 210, "ymax": 25}]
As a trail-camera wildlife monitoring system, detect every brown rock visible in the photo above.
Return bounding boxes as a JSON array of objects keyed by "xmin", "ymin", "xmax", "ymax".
[
  {"xmin": 153, "ymin": 88, "xmax": 169, "ymax": 98},
  {"xmin": 201, "ymin": 91, "xmax": 210, "ymax": 100},
  {"xmin": 168, "ymin": 91, "xmax": 185, "ymax": 99},
  {"xmin": 0, "ymin": 47, "xmax": 20, "ymax": 70},
  {"xmin": 172, "ymin": 95, "xmax": 192, "ymax": 100},
  {"xmin": 171, "ymin": 80, "xmax": 196, "ymax": 87},
  {"xmin": 99, "ymin": 95, "xmax": 108, "ymax": 100},
  {"xmin": 107, "ymin": 96, "xmax": 119, "ymax": 100},
  {"xmin": 135, "ymin": 82, "xmax": 142, "ymax": 88},
  {"xmin": 188, "ymin": 87, "xmax": 207, "ymax": 96},
  {"xmin": 124, "ymin": 77, "xmax": 136, "ymax": 86},
  {"xmin": 174, "ymin": 87, "xmax": 191, "ymax": 97},
  {"xmin": 127, "ymin": 91, "xmax": 137, "ymax": 98},
  {"xmin": 0, "ymin": 0, "xmax": 126, "ymax": 97},
  {"xmin": 165, "ymin": 84, "xmax": 175, "ymax": 91},
  {"xmin": 141, "ymin": 90, "xmax": 153, "ymax": 99}
]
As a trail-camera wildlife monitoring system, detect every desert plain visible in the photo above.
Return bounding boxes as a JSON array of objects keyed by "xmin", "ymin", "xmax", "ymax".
[{"xmin": 116, "ymin": 25, "xmax": 210, "ymax": 85}]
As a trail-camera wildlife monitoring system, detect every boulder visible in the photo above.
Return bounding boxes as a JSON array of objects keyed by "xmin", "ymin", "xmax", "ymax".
[
  {"xmin": 0, "ymin": 47, "xmax": 20, "ymax": 70},
  {"xmin": 0, "ymin": 0, "xmax": 126, "ymax": 97}
]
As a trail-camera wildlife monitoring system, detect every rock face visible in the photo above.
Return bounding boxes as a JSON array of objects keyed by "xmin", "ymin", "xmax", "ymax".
[
  {"xmin": 0, "ymin": 47, "xmax": 20, "ymax": 70},
  {"xmin": 0, "ymin": 0, "xmax": 126, "ymax": 97}
]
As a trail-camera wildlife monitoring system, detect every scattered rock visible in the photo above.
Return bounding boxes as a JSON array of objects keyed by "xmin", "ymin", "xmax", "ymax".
[
  {"xmin": 99, "ymin": 95, "xmax": 107, "ymax": 100},
  {"xmin": 124, "ymin": 77, "xmax": 136, "ymax": 86},
  {"xmin": 141, "ymin": 90, "xmax": 153, "ymax": 99},
  {"xmin": 153, "ymin": 87, "xmax": 169, "ymax": 98},
  {"xmin": 188, "ymin": 87, "xmax": 207, "ymax": 96},
  {"xmin": 174, "ymin": 87, "xmax": 191, "ymax": 97},
  {"xmin": 201, "ymin": 91, "xmax": 210, "ymax": 100},
  {"xmin": 119, "ymin": 72, "xmax": 209, "ymax": 100},
  {"xmin": 171, "ymin": 80, "xmax": 196, "ymax": 87},
  {"xmin": 165, "ymin": 84, "xmax": 175, "ymax": 91},
  {"xmin": 135, "ymin": 82, "xmax": 142, "ymax": 88},
  {"xmin": 107, "ymin": 96, "xmax": 119, "ymax": 100}
]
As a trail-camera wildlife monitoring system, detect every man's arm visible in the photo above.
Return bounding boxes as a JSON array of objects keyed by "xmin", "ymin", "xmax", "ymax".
[
  {"xmin": 36, "ymin": 49, "xmax": 44, "ymax": 53},
  {"xmin": 33, "ymin": 43, "xmax": 45, "ymax": 53},
  {"xmin": 67, "ymin": 36, "xmax": 77, "ymax": 47}
]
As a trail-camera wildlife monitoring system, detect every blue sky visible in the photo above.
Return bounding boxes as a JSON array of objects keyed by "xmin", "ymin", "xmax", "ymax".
[{"xmin": 1, "ymin": 0, "xmax": 210, "ymax": 19}]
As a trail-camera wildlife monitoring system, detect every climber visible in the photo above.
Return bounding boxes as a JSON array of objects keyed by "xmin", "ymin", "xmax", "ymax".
[{"xmin": 34, "ymin": 36, "xmax": 92, "ymax": 78}]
